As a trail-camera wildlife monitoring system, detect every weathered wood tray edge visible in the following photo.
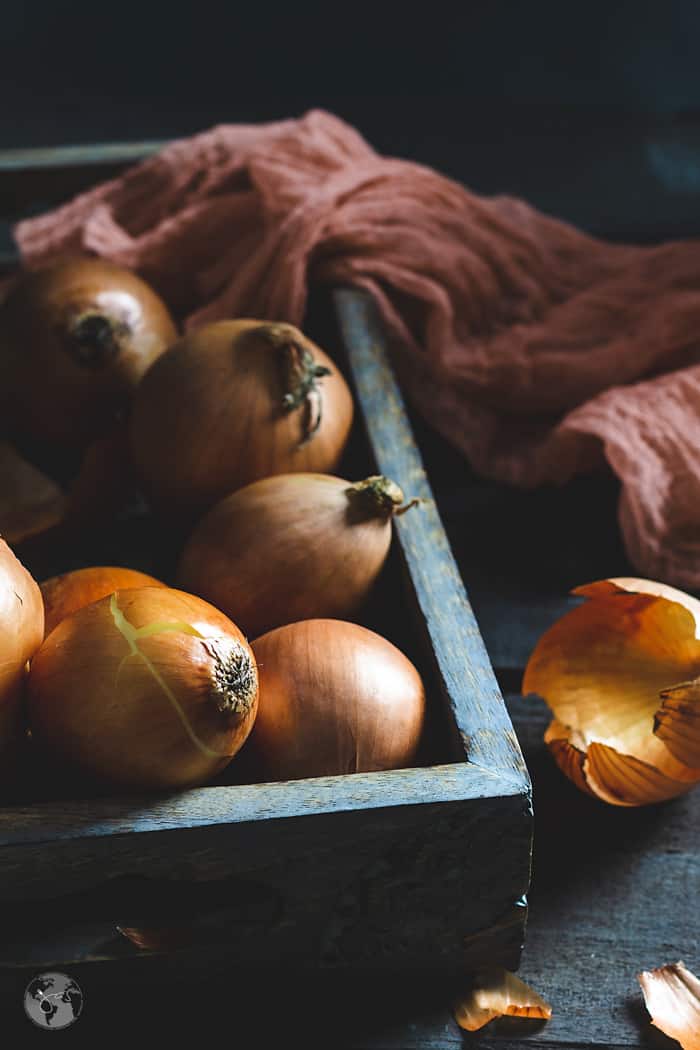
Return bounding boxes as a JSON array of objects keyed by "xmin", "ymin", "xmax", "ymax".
[{"xmin": 334, "ymin": 288, "xmax": 529, "ymax": 790}]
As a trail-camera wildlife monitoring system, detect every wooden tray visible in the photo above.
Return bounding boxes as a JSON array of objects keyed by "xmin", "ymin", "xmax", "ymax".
[{"xmin": 0, "ymin": 146, "xmax": 532, "ymax": 978}]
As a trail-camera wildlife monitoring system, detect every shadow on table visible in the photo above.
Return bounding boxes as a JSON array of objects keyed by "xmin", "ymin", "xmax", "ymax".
[
  {"xmin": 2, "ymin": 962, "xmax": 480, "ymax": 1046},
  {"xmin": 625, "ymin": 996, "xmax": 683, "ymax": 1049},
  {"xmin": 506, "ymin": 692, "xmax": 683, "ymax": 905}
]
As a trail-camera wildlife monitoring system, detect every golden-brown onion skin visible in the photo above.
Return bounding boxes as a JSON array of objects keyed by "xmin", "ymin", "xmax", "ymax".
[
  {"xmin": 523, "ymin": 577, "xmax": 700, "ymax": 805},
  {"xmin": 0, "ymin": 539, "xmax": 44, "ymax": 770},
  {"xmin": 129, "ymin": 320, "xmax": 354, "ymax": 517},
  {"xmin": 178, "ymin": 473, "xmax": 393, "ymax": 639},
  {"xmin": 250, "ymin": 619, "xmax": 425, "ymax": 781},
  {"xmin": 41, "ymin": 566, "xmax": 166, "ymax": 638},
  {"xmin": 0, "ymin": 258, "xmax": 177, "ymax": 448},
  {"xmin": 27, "ymin": 587, "xmax": 258, "ymax": 791},
  {"xmin": 0, "ymin": 441, "xmax": 67, "ymax": 547}
]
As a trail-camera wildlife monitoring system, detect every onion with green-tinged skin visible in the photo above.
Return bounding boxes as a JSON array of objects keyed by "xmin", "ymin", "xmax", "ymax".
[
  {"xmin": 27, "ymin": 587, "xmax": 258, "ymax": 791},
  {"xmin": 129, "ymin": 320, "xmax": 354, "ymax": 517},
  {"xmin": 178, "ymin": 472, "xmax": 420, "ymax": 639},
  {"xmin": 249, "ymin": 619, "xmax": 426, "ymax": 781},
  {"xmin": 0, "ymin": 258, "xmax": 177, "ymax": 448},
  {"xmin": 41, "ymin": 566, "xmax": 166, "ymax": 638},
  {"xmin": 0, "ymin": 539, "xmax": 44, "ymax": 774}
]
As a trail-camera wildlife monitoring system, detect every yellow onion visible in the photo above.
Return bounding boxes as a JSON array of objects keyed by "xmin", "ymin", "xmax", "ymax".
[
  {"xmin": 0, "ymin": 258, "xmax": 177, "ymax": 448},
  {"xmin": 28, "ymin": 587, "xmax": 258, "ymax": 791},
  {"xmin": 249, "ymin": 619, "xmax": 426, "ymax": 781},
  {"xmin": 0, "ymin": 539, "xmax": 44, "ymax": 770},
  {"xmin": 40, "ymin": 566, "xmax": 165, "ymax": 638},
  {"xmin": 129, "ymin": 320, "xmax": 354, "ymax": 516},
  {"xmin": 523, "ymin": 577, "xmax": 700, "ymax": 806},
  {"xmin": 178, "ymin": 473, "xmax": 419, "ymax": 639}
]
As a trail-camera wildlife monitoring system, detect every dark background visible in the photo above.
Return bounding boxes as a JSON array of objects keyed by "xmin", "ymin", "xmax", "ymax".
[
  {"xmin": 4, "ymin": 1, "xmax": 700, "ymax": 238},
  {"xmin": 4, "ymin": 1, "xmax": 700, "ymax": 142}
]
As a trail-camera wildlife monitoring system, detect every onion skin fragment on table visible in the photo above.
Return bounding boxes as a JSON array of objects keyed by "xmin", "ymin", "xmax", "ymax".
[
  {"xmin": 523, "ymin": 577, "xmax": 700, "ymax": 806},
  {"xmin": 453, "ymin": 968, "xmax": 552, "ymax": 1031},
  {"xmin": 638, "ymin": 961, "xmax": 700, "ymax": 1050}
]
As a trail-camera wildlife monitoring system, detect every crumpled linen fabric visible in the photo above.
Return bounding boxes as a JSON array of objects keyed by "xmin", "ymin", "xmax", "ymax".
[{"xmin": 15, "ymin": 109, "xmax": 700, "ymax": 587}]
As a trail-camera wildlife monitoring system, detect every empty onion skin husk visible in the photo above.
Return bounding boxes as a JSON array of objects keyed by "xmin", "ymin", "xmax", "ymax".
[
  {"xmin": 0, "ymin": 539, "xmax": 44, "ymax": 775},
  {"xmin": 27, "ymin": 587, "xmax": 258, "ymax": 791},
  {"xmin": 0, "ymin": 258, "xmax": 177, "ymax": 449},
  {"xmin": 249, "ymin": 619, "xmax": 426, "ymax": 781},
  {"xmin": 523, "ymin": 577, "xmax": 700, "ymax": 806},
  {"xmin": 1, "ymin": 425, "xmax": 140, "ymax": 561},
  {"xmin": 41, "ymin": 566, "xmax": 166, "ymax": 638},
  {"xmin": 638, "ymin": 961, "xmax": 700, "ymax": 1050},
  {"xmin": 178, "ymin": 472, "xmax": 415, "ymax": 639},
  {"xmin": 129, "ymin": 319, "xmax": 354, "ymax": 518}
]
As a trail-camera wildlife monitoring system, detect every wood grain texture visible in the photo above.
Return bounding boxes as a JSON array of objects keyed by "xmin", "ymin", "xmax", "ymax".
[
  {"xmin": 334, "ymin": 288, "xmax": 529, "ymax": 792},
  {"xmin": 0, "ymin": 791, "xmax": 531, "ymax": 973},
  {"xmin": 0, "ymin": 764, "xmax": 512, "ymax": 848}
]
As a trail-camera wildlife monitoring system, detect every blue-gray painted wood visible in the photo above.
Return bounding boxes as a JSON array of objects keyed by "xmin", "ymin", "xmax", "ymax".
[
  {"xmin": 0, "ymin": 141, "xmax": 162, "ymax": 172},
  {"xmin": 0, "ymin": 762, "xmax": 514, "ymax": 847},
  {"xmin": 0, "ymin": 791, "xmax": 532, "ymax": 975},
  {"xmin": 334, "ymin": 288, "xmax": 530, "ymax": 793}
]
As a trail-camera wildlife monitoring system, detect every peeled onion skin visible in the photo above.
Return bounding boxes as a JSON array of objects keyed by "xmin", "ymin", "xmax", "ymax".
[
  {"xmin": 0, "ymin": 426, "xmax": 139, "ymax": 560},
  {"xmin": 27, "ymin": 587, "xmax": 258, "ymax": 791},
  {"xmin": 0, "ymin": 258, "xmax": 177, "ymax": 449},
  {"xmin": 0, "ymin": 539, "xmax": 44, "ymax": 774},
  {"xmin": 0, "ymin": 441, "xmax": 67, "ymax": 548},
  {"xmin": 41, "ymin": 566, "xmax": 166, "ymax": 638},
  {"xmin": 129, "ymin": 320, "xmax": 354, "ymax": 517},
  {"xmin": 178, "ymin": 473, "xmax": 416, "ymax": 640},
  {"xmin": 523, "ymin": 577, "xmax": 700, "ymax": 806},
  {"xmin": 249, "ymin": 619, "xmax": 426, "ymax": 782},
  {"xmin": 638, "ymin": 961, "xmax": 700, "ymax": 1050}
]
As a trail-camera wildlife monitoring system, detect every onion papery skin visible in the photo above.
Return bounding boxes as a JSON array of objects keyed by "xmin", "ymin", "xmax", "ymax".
[
  {"xmin": 0, "ymin": 258, "xmax": 177, "ymax": 448},
  {"xmin": 178, "ymin": 473, "xmax": 403, "ymax": 639},
  {"xmin": 27, "ymin": 587, "xmax": 258, "ymax": 791},
  {"xmin": 250, "ymin": 619, "xmax": 426, "ymax": 781},
  {"xmin": 129, "ymin": 320, "xmax": 354, "ymax": 517},
  {"xmin": 0, "ymin": 539, "xmax": 44, "ymax": 771},
  {"xmin": 41, "ymin": 566, "xmax": 166, "ymax": 638},
  {"xmin": 523, "ymin": 576, "xmax": 700, "ymax": 806},
  {"xmin": 0, "ymin": 441, "xmax": 67, "ymax": 547}
]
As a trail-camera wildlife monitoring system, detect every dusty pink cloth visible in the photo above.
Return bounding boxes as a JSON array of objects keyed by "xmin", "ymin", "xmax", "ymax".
[{"xmin": 15, "ymin": 110, "xmax": 700, "ymax": 588}]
